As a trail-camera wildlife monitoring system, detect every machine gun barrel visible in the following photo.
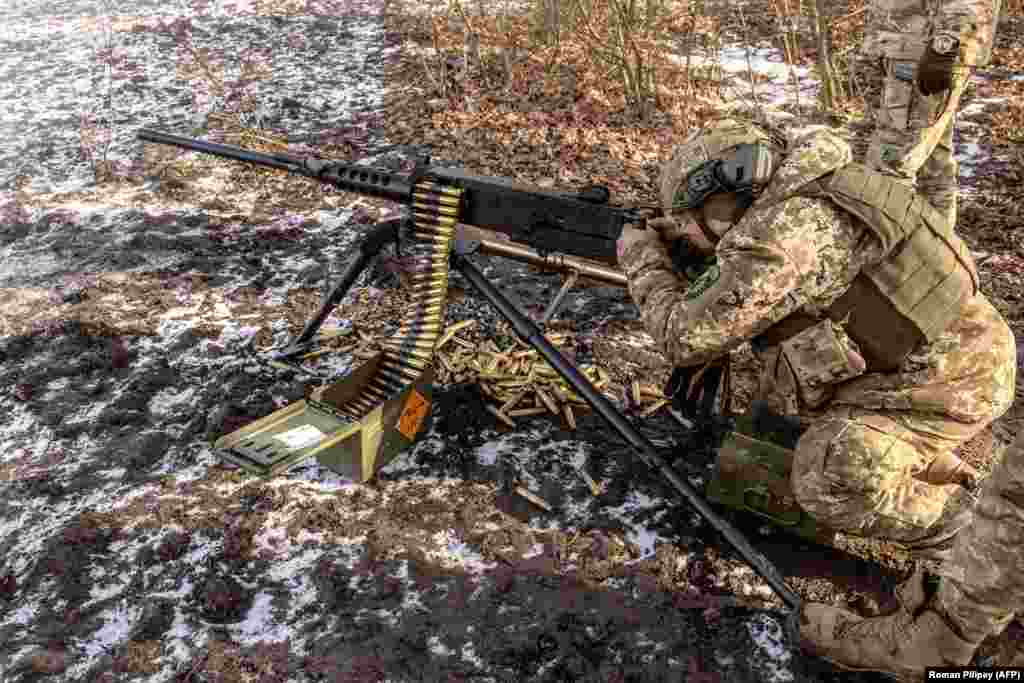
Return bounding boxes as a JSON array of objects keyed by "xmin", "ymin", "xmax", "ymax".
[
  {"xmin": 137, "ymin": 128, "xmax": 643, "ymax": 262},
  {"xmin": 137, "ymin": 128, "xmax": 415, "ymax": 202}
]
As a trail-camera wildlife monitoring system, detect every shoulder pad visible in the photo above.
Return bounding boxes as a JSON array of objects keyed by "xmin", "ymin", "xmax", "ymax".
[{"xmin": 757, "ymin": 128, "xmax": 852, "ymax": 205}]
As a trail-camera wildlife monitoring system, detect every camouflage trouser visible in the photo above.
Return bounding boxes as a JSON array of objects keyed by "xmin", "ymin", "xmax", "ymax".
[
  {"xmin": 939, "ymin": 429, "xmax": 1024, "ymax": 642},
  {"xmin": 788, "ymin": 296, "xmax": 1016, "ymax": 548},
  {"xmin": 867, "ymin": 55, "xmax": 971, "ymax": 225},
  {"xmin": 790, "ymin": 405, "xmax": 979, "ymax": 547}
]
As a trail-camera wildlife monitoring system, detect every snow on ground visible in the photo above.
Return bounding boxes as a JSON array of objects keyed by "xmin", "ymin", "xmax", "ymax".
[
  {"xmin": 1, "ymin": 0, "xmax": 1017, "ymax": 680},
  {"xmin": 747, "ymin": 614, "xmax": 796, "ymax": 683}
]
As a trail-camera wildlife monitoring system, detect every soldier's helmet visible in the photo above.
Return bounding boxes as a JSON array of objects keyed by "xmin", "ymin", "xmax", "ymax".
[{"xmin": 660, "ymin": 118, "xmax": 785, "ymax": 239}]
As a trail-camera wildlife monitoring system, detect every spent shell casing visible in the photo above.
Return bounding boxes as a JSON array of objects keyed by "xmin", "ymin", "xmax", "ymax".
[
  {"xmin": 563, "ymin": 404, "xmax": 577, "ymax": 430},
  {"xmin": 535, "ymin": 388, "xmax": 559, "ymax": 416},
  {"xmin": 640, "ymin": 398, "xmax": 670, "ymax": 417},
  {"xmin": 500, "ymin": 390, "xmax": 527, "ymax": 413},
  {"xmin": 514, "ymin": 486, "xmax": 552, "ymax": 512},
  {"xmin": 486, "ymin": 404, "xmax": 516, "ymax": 428},
  {"xmin": 577, "ymin": 467, "xmax": 602, "ymax": 496},
  {"xmin": 507, "ymin": 407, "xmax": 548, "ymax": 418}
]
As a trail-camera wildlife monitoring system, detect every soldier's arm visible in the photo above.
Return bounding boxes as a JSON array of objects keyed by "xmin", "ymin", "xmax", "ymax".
[
  {"xmin": 936, "ymin": 0, "xmax": 1001, "ymax": 66},
  {"xmin": 620, "ymin": 196, "xmax": 853, "ymax": 368}
]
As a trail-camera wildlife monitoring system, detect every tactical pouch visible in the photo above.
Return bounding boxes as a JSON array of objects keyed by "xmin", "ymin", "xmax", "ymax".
[
  {"xmin": 706, "ymin": 402, "xmax": 837, "ymax": 545},
  {"xmin": 777, "ymin": 319, "xmax": 867, "ymax": 409}
]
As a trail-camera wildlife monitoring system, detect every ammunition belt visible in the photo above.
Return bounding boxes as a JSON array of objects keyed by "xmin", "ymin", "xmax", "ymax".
[{"xmin": 327, "ymin": 181, "xmax": 462, "ymax": 419}]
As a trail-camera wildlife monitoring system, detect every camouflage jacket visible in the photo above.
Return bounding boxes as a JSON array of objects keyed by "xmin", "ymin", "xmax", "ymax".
[
  {"xmin": 863, "ymin": 0, "xmax": 1001, "ymax": 66},
  {"xmin": 620, "ymin": 127, "xmax": 1017, "ymax": 420}
]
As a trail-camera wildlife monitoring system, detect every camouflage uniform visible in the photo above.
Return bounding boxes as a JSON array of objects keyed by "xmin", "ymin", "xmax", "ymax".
[
  {"xmin": 941, "ymin": 427, "xmax": 1024, "ymax": 643},
  {"xmin": 797, "ymin": 428, "xmax": 1024, "ymax": 679},
  {"xmin": 620, "ymin": 125, "xmax": 1016, "ymax": 550},
  {"xmin": 862, "ymin": 0, "xmax": 1001, "ymax": 222}
]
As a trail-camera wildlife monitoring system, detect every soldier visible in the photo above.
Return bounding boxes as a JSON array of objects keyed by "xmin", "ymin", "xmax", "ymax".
[
  {"xmin": 862, "ymin": 0, "xmax": 1002, "ymax": 223},
  {"xmin": 796, "ymin": 427, "xmax": 1024, "ymax": 678},
  {"xmin": 616, "ymin": 117, "xmax": 1016, "ymax": 566}
]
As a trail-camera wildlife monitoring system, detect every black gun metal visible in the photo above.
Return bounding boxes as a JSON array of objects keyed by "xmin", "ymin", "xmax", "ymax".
[{"xmin": 137, "ymin": 128, "xmax": 639, "ymax": 262}]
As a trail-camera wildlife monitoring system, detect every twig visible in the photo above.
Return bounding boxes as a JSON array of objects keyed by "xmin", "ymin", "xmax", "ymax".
[
  {"xmin": 734, "ymin": 1, "xmax": 765, "ymax": 122},
  {"xmin": 515, "ymin": 486, "xmax": 553, "ymax": 511},
  {"xmin": 832, "ymin": 6, "xmax": 867, "ymax": 25},
  {"xmin": 774, "ymin": 0, "xmax": 803, "ymax": 120}
]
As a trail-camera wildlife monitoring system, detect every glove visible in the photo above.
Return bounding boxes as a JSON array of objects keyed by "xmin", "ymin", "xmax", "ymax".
[
  {"xmin": 647, "ymin": 215, "xmax": 689, "ymax": 242},
  {"xmin": 916, "ymin": 37, "xmax": 958, "ymax": 96},
  {"xmin": 646, "ymin": 215, "xmax": 716, "ymax": 277},
  {"xmin": 665, "ymin": 359, "xmax": 729, "ymax": 422}
]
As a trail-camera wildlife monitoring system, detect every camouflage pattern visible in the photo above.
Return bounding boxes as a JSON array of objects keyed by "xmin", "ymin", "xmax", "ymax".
[
  {"xmin": 862, "ymin": 0, "xmax": 1001, "ymax": 220},
  {"xmin": 867, "ymin": 61, "xmax": 970, "ymax": 222},
  {"xmin": 939, "ymin": 427, "xmax": 1024, "ymax": 641},
  {"xmin": 797, "ymin": 431, "xmax": 1024, "ymax": 676},
  {"xmin": 862, "ymin": 0, "xmax": 1001, "ymax": 66},
  {"xmin": 622, "ymin": 125, "xmax": 1017, "ymax": 545},
  {"xmin": 659, "ymin": 118, "xmax": 784, "ymax": 217}
]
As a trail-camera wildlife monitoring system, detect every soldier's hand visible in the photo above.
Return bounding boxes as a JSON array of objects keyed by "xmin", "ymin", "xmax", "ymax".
[
  {"xmin": 916, "ymin": 36, "xmax": 958, "ymax": 96},
  {"xmin": 647, "ymin": 216, "xmax": 689, "ymax": 242},
  {"xmin": 616, "ymin": 225, "xmax": 657, "ymax": 263},
  {"xmin": 919, "ymin": 451, "xmax": 980, "ymax": 491}
]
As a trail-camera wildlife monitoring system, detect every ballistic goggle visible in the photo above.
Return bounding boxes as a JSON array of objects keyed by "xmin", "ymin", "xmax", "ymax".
[{"xmin": 673, "ymin": 142, "xmax": 778, "ymax": 211}]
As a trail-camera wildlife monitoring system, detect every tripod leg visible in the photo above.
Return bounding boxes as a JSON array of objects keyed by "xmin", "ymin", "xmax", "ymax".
[
  {"xmin": 451, "ymin": 250, "xmax": 801, "ymax": 612},
  {"xmin": 277, "ymin": 219, "xmax": 402, "ymax": 357}
]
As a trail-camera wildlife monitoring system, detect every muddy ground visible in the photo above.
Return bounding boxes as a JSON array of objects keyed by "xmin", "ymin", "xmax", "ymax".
[{"xmin": 1, "ymin": 0, "xmax": 1022, "ymax": 681}]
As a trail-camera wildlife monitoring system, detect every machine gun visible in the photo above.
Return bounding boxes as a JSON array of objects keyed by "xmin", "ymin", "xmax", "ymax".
[{"xmin": 136, "ymin": 129, "xmax": 801, "ymax": 612}]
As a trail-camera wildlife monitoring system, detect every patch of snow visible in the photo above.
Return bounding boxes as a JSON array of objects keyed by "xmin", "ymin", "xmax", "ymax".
[
  {"xmin": 181, "ymin": 534, "xmax": 221, "ymax": 567},
  {"xmin": 160, "ymin": 452, "xmax": 216, "ymax": 482},
  {"xmin": 426, "ymin": 529, "xmax": 497, "ymax": 573},
  {"xmin": 86, "ymin": 569, "xmax": 130, "ymax": 605},
  {"xmin": 7, "ymin": 602, "xmax": 38, "ymax": 626},
  {"xmin": 232, "ymin": 592, "xmax": 291, "ymax": 644},
  {"xmin": 461, "ymin": 639, "xmax": 486, "ymax": 669},
  {"xmin": 150, "ymin": 577, "xmax": 194, "ymax": 601},
  {"xmin": 606, "ymin": 490, "xmax": 664, "ymax": 558},
  {"xmin": 669, "ymin": 44, "xmax": 819, "ymax": 109},
  {"xmin": 472, "ymin": 428, "xmax": 541, "ymax": 466},
  {"xmin": 957, "ymin": 141, "xmax": 986, "ymax": 178},
  {"xmin": 401, "ymin": 586, "xmax": 428, "ymax": 614},
  {"xmin": 77, "ymin": 600, "xmax": 141, "ymax": 662},
  {"xmin": 746, "ymin": 614, "xmax": 795, "ymax": 683},
  {"xmin": 149, "ymin": 385, "xmax": 201, "ymax": 418},
  {"xmin": 155, "ymin": 318, "xmax": 197, "ymax": 344},
  {"xmin": 475, "ymin": 440, "xmax": 504, "ymax": 466},
  {"xmin": 166, "ymin": 604, "xmax": 208, "ymax": 665},
  {"xmin": 267, "ymin": 547, "xmax": 326, "ymax": 583},
  {"xmin": 428, "ymin": 634, "xmax": 456, "ymax": 657},
  {"xmin": 359, "ymin": 606, "xmax": 401, "ymax": 628}
]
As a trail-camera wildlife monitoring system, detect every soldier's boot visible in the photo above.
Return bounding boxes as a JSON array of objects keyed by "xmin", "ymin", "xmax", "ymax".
[
  {"xmin": 795, "ymin": 574, "xmax": 1007, "ymax": 681},
  {"xmin": 892, "ymin": 566, "xmax": 932, "ymax": 613}
]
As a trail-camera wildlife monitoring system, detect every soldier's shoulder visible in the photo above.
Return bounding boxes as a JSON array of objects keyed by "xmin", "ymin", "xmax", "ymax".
[
  {"xmin": 757, "ymin": 127, "xmax": 853, "ymax": 205},
  {"xmin": 785, "ymin": 126, "xmax": 853, "ymax": 171}
]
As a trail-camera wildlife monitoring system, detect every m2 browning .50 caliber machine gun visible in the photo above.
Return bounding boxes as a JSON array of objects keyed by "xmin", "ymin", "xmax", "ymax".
[{"xmin": 136, "ymin": 128, "xmax": 802, "ymax": 612}]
